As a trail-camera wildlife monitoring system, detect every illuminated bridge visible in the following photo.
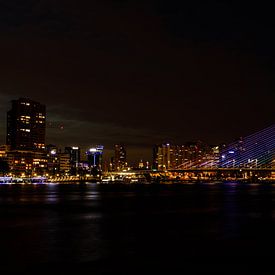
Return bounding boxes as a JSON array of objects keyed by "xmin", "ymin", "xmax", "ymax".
[
  {"xmin": 104, "ymin": 125, "xmax": 275, "ymax": 182},
  {"xmin": 219, "ymin": 124, "xmax": 274, "ymax": 169},
  {"xmin": 173, "ymin": 124, "xmax": 275, "ymax": 170}
]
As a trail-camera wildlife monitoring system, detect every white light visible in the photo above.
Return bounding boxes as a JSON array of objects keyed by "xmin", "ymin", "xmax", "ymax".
[
  {"xmin": 89, "ymin": 148, "xmax": 97, "ymax": 152},
  {"xmin": 72, "ymin": 147, "xmax": 79, "ymax": 150}
]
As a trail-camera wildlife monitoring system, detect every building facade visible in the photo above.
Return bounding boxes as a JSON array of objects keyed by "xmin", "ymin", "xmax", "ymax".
[
  {"xmin": 114, "ymin": 144, "xmax": 127, "ymax": 171},
  {"xmin": 153, "ymin": 142, "xmax": 216, "ymax": 170},
  {"xmin": 65, "ymin": 146, "xmax": 81, "ymax": 174},
  {"xmin": 7, "ymin": 98, "xmax": 46, "ymax": 151},
  {"xmin": 86, "ymin": 145, "xmax": 104, "ymax": 173},
  {"xmin": 5, "ymin": 99, "xmax": 47, "ymax": 176}
]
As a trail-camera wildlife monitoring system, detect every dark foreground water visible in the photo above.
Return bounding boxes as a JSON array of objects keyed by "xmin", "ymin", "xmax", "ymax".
[{"xmin": 0, "ymin": 183, "xmax": 275, "ymax": 275}]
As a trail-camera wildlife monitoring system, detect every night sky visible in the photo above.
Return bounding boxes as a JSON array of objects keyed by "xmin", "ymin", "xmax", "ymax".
[{"xmin": 0, "ymin": 0, "xmax": 274, "ymax": 163}]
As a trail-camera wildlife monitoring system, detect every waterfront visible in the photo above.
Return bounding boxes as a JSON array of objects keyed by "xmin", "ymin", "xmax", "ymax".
[{"xmin": 1, "ymin": 183, "xmax": 275, "ymax": 274}]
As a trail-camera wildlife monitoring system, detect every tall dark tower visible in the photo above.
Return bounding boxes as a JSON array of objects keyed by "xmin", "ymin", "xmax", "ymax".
[
  {"xmin": 114, "ymin": 144, "xmax": 127, "ymax": 170},
  {"xmin": 7, "ymin": 98, "xmax": 46, "ymax": 151},
  {"xmin": 86, "ymin": 146, "xmax": 104, "ymax": 172},
  {"xmin": 65, "ymin": 146, "xmax": 81, "ymax": 174}
]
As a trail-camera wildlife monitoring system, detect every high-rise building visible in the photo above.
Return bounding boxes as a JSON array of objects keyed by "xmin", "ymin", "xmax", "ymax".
[
  {"xmin": 46, "ymin": 144, "xmax": 59, "ymax": 175},
  {"xmin": 65, "ymin": 146, "xmax": 81, "ymax": 174},
  {"xmin": 7, "ymin": 98, "xmax": 46, "ymax": 151},
  {"xmin": 153, "ymin": 143, "xmax": 172, "ymax": 170},
  {"xmin": 59, "ymin": 152, "xmax": 70, "ymax": 174},
  {"xmin": 86, "ymin": 145, "xmax": 104, "ymax": 172},
  {"xmin": 114, "ymin": 144, "xmax": 127, "ymax": 170},
  {"xmin": 153, "ymin": 142, "xmax": 214, "ymax": 170}
]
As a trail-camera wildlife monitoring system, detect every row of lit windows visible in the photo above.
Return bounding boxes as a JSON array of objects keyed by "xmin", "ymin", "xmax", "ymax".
[
  {"xmin": 20, "ymin": 128, "xmax": 30, "ymax": 132},
  {"xmin": 33, "ymin": 159, "xmax": 47, "ymax": 163},
  {"xmin": 34, "ymin": 143, "xmax": 45, "ymax": 149},
  {"xmin": 20, "ymin": 115, "xmax": 31, "ymax": 124},
  {"xmin": 37, "ymin": 113, "xmax": 45, "ymax": 119},
  {"xmin": 19, "ymin": 118, "xmax": 44, "ymax": 124}
]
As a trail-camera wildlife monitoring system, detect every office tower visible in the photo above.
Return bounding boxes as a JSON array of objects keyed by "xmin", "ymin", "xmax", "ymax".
[
  {"xmin": 46, "ymin": 144, "xmax": 59, "ymax": 175},
  {"xmin": 59, "ymin": 152, "xmax": 71, "ymax": 174},
  {"xmin": 7, "ymin": 98, "xmax": 46, "ymax": 151},
  {"xmin": 114, "ymin": 144, "xmax": 127, "ymax": 171},
  {"xmin": 153, "ymin": 142, "xmax": 213, "ymax": 170},
  {"xmin": 154, "ymin": 143, "xmax": 172, "ymax": 170},
  {"xmin": 86, "ymin": 145, "xmax": 104, "ymax": 172},
  {"xmin": 152, "ymin": 145, "xmax": 159, "ymax": 170},
  {"xmin": 65, "ymin": 146, "xmax": 81, "ymax": 174}
]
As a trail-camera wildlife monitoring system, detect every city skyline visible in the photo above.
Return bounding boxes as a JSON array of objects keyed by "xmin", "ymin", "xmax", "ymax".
[
  {"xmin": 2, "ymin": 97, "xmax": 274, "ymax": 167},
  {"xmin": 1, "ymin": 2, "xmax": 275, "ymax": 274},
  {"xmin": 0, "ymin": 97, "xmax": 273, "ymax": 179},
  {"xmin": 1, "ymin": 97, "xmax": 273, "ymax": 166},
  {"xmin": 0, "ymin": 1, "xmax": 274, "ymax": 163}
]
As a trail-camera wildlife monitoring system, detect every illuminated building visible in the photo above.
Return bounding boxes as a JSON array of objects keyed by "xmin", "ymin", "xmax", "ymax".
[
  {"xmin": 46, "ymin": 145, "xmax": 59, "ymax": 175},
  {"xmin": 7, "ymin": 98, "xmax": 46, "ymax": 151},
  {"xmin": 152, "ymin": 145, "xmax": 159, "ymax": 170},
  {"xmin": 0, "ymin": 145, "xmax": 10, "ymax": 175},
  {"xmin": 153, "ymin": 143, "xmax": 172, "ymax": 170},
  {"xmin": 7, "ymin": 150, "xmax": 47, "ymax": 176},
  {"xmin": 138, "ymin": 160, "xmax": 144, "ymax": 169},
  {"xmin": 86, "ymin": 145, "xmax": 104, "ymax": 172},
  {"xmin": 59, "ymin": 152, "xmax": 70, "ymax": 174},
  {"xmin": 153, "ymin": 142, "xmax": 214, "ymax": 170},
  {"xmin": 65, "ymin": 146, "xmax": 80, "ymax": 174},
  {"xmin": 5, "ymin": 98, "xmax": 47, "ymax": 175},
  {"xmin": 114, "ymin": 144, "xmax": 127, "ymax": 171},
  {"xmin": 0, "ymin": 145, "xmax": 10, "ymax": 159}
]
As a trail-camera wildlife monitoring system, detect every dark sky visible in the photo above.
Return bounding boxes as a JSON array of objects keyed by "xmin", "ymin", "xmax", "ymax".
[{"xmin": 0, "ymin": 0, "xmax": 274, "ymax": 163}]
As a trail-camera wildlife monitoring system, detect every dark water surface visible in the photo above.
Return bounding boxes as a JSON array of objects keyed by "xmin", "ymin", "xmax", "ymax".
[{"xmin": 0, "ymin": 183, "xmax": 275, "ymax": 274}]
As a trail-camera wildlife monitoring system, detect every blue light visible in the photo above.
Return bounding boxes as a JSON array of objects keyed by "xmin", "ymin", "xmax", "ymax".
[{"xmin": 219, "ymin": 124, "xmax": 274, "ymax": 168}]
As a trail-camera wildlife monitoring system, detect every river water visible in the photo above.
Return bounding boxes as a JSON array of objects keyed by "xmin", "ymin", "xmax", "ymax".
[{"xmin": 0, "ymin": 182, "xmax": 274, "ymax": 274}]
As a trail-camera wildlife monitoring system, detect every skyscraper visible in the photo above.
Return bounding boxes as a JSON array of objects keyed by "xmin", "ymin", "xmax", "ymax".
[
  {"xmin": 153, "ymin": 143, "xmax": 172, "ymax": 170},
  {"xmin": 7, "ymin": 98, "xmax": 46, "ymax": 151},
  {"xmin": 86, "ymin": 145, "xmax": 104, "ymax": 172},
  {"xmin": 65, "ymin": 146, "xmax": 81, "ymax": 174},
  {"xmin": 114, "ymin": 144, "xmax": 127, "ymax": 171},
  {"xmin": 153, "ymin": 142, "xmax": 213, "ymax": 170}
]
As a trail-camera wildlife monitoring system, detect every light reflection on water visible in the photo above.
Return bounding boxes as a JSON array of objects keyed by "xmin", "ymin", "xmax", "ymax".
[{"xmin": 0, "ymin": 183, "xmax": 275, "ymax": 274}]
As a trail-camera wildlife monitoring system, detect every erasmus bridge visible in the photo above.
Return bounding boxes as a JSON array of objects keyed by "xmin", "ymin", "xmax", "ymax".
[
  {"xmin": 158, "ymin": 124, "xmax": 274, "ymax": 181},
  {"xmin": 107, "ymin": 124, "xmax": 275, "ymax": 182},
  {"xmin": 218, "ymin": 124, "xmax": 274, "ymax": 169},
  {"xmin": 49, "ymin": 124, "xmax": 275, "ymax": 183},
  {"xmin": 170, "ymin": 124, "xmax": 275, "ymax": 171}
]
